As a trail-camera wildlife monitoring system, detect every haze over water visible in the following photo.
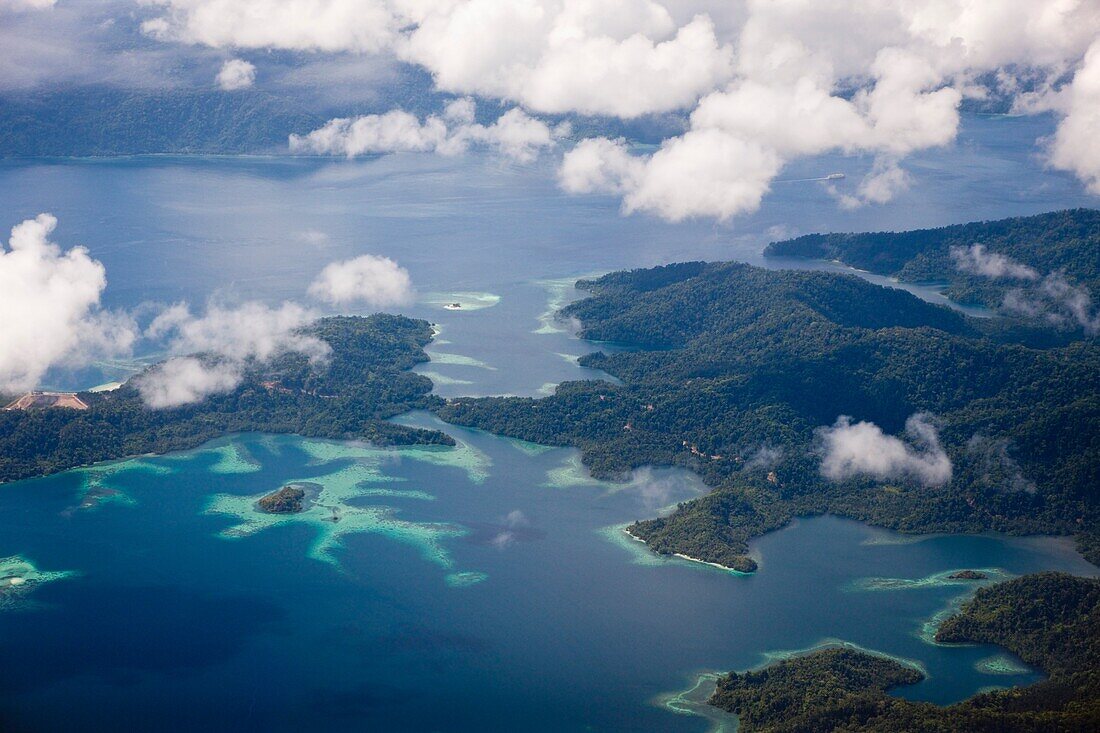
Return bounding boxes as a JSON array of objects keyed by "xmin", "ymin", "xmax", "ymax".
[{"xmin": 0, "ymin": 113, "xmax": 1096, "ymax": 731}]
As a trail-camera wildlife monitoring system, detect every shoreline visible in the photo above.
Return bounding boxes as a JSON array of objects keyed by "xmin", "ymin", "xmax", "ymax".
[{"xmin": 622, "ymin": 526, "xmax": 748, "ymax": 574}]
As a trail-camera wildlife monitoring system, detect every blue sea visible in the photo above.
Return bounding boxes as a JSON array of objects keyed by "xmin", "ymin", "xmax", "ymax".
[{"xmin": 0, "ymin": 112, "xmax": 1096, "ymax": 731}]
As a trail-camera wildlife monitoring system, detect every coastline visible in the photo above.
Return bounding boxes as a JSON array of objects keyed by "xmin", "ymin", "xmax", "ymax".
[{"xmin": 622, "ymin": 526, "xmax": 749, "ymax": 574}]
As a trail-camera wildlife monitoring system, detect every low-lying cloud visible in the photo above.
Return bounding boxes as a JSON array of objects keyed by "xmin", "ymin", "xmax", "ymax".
[
  {"xmin": 1003, "ymin": 273, "xmax": 1100, "ymax": 334},
  {"xmin": 0, "ymin": 214, "xmax": 135, "ymax": 393},
  {"xmin": 290, "ymin": 99, "xmax": 564, "ymax": 164},
  {"xmin": 308, "ymin": 254, "xmax": 413, "ymax": 308},
  {"xmin": 950, "ymin": 244, "xmax": 1038, "ymax": 280},
  {"xmin": 135, "ymin": 355, "xmax": 241, "ymax": 409},
  {"xmin": 215, "ymin": 58, "xmax": 255, "ymax": 90},
  {"xmin": 817, "ymin": 412, "xmax": 952, "ymax": 487},
  {"xmin": 489, "ymin": 509, "xmax": 530, "ymax": 549},
  {"xmin": 138, "ymin": 300, "xmax": 328, "ymax": 408}
]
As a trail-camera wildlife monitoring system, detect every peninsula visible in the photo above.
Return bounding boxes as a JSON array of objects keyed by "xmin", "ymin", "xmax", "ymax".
[
  {"xmin": 710, "ymin": 572, "xmax": 1100, "ymax": 731},
  {"xmin": 438, "ymin": 255, "xmax": 1099, "ymax": 569},
  {"xmin": 0, "ymin": 315, "xmax": 451, "ymax": 484}
]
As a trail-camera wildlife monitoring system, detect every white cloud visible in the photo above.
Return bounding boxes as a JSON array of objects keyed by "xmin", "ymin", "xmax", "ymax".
[
  {"xmin": 0, "ymin": 214, "xmax": 135, "ymax": 393},
  {"xmin": 558, "ymin": 137, "xmax": 643, "ymax": 195},
  {"xmin": 1003, "ymin": 272, "xmax": 1100, "ymax": 334},
  {"xmin": 950, "ymin": 244, "xmax": 1038, "ymax": 280},
  {"xmin": 290, "ymin": 100, "xmax": 562, "ymax": 163},
  {"xmin": 137, "ymin": 1, "xmax": 1100, "ymax": 215},
  {"xmin": 140, "ymin": 0, "xmax": 398, "ymax": 53},
  {"xmin": 1048, "ymin": 40, "xmax": 1100, "ymax": 194},
  {"xmin": 503, "ymin": 509, "xmax": 529, "ymax": 527},
  {"xmin": 215, "ymin": 58, "xmax": 256, "ymax": 90},
  {"xmin": 563, "ymin": 42, "xmax": 963, "ymax": 220},
  {"xmin": 817, "ymin": 413, "xmax": 952, "ymax": 487},
  {"xmin": 406, "ymin": 8, "xmax": 733, "ymax": 117},
  {"xmin": 489, "ymin": 509, "xmax": 529, "ymax": 549},
  {"xmin": 291, "ymin": 110, "xmax": 448, "ymax": 156},
  {"xmin": 744, "ymin": 444, "xmax": 782, "ymax": 471},
  {"xmin": 143, "ymin": 0, "xmax": 733, "ymax": 118},
  {"xmin": 308, "ymin": 254, "xmax": 413, "ymax": 308},
  {"xmin": 135, "ymin": 356, "xmax": 241, "ymax": 409},
  {"xmin": 562, "ymin": 128, "xmax": 781, "ymax": 221},
  {"xmin": 138, "ymin": 300, "xmax": 328, "ymax": 407},
  {"xmin": 147, "ymin": 300, "xmax": 327, "ymax": 363}
]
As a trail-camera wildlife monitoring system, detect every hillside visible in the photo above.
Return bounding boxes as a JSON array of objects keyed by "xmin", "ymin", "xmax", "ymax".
[
  {"xmin": 710, "ymin": 573, "xmax": 1100, "ymax": 732},
  {"xmin": 0, "ymin": 315, "xmax": 450, "ymax": 483},
  {"xmin": 764, "ymin": 210, "xmax": 1100, "ymax": 334},
  {"xmin": 438, "ymin": 262, "xmax": 1100, "ymax": 571}
]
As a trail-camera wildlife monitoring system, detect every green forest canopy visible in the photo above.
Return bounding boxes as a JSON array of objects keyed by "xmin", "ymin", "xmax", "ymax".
[
  {"xmin": 0, "ymin": 315, "xmax": 451, "ymax": 484},
  {"xmin": 438, "ymin": 262, "xmax": 1100, "ymax": 571}
]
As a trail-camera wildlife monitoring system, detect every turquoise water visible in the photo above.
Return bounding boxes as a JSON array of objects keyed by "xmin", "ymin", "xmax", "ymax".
[
  {"xmin": 0, "ymin": 414, "xmax": 1092, "ymax": 731},
  {"xmin": 0, "ymin": 112, "xmax": 1097, "ymax": 730}
]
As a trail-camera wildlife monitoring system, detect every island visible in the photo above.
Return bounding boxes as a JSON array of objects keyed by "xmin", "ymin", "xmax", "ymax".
[
  {"xmin": 437, "ymin": 256, "xmax": 1099, "ymax": 570},
  {"xmin": 709, "ymin": 572, "xmax": 1100, "ymax": 731},
  {"xmin": 0, "ymin": 315, "xmax": 452, "ymax": 484},
  {"xmin": 257, "ymin": 485, "xmax": 307, "ymax": 514},
  {"xmin": 947, "ymin": 570, "xmax": 987, "ymax": 580}
]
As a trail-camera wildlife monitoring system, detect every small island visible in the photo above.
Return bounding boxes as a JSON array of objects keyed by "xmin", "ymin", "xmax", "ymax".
[
  {"xmin": 257, "ymin": 484, "xmax": 307, "ymax": 514},
  {"xmin": 947, "ymin": 569, "xmax": 987, "ymax": 580}
]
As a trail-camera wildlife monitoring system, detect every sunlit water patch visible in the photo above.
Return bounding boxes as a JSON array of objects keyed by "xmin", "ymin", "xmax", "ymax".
[
  {"xmin": 849, "ymin": 568, "xmax": 1011, "ymax": 592},
  {"xmin": 975, "ymin": 653, "xmax": 1031, "ymax": 676},
  {"xmin": 421, "ymin": 291, "xmax": 501, "ymax": 312}
]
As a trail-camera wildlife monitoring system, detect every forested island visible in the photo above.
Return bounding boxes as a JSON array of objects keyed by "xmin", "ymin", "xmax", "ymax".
[
  {"xmin": 764, "ymin": 209, "xmax": 1100, "ymax": 336},
  {"xmin": 0, "ymin": 315, "xmax": 450, "ymax": 484},
  {"xmin": 711, "ymin": 572, "xmax": 1100, "ymax": 731},
  {"xmin": 437, "ymin": 261, "xmax": 1100, "ymax": 570}
]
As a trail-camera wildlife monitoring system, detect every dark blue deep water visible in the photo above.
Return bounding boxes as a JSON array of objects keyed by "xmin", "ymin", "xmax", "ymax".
[{"xmin": 0, "ymin": 112, "xmax": 1097, "ymax": 731}]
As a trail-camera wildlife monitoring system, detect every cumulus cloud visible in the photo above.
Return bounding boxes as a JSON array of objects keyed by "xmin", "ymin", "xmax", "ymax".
[
  {"xmin": 138, "ymin": 300, "xmax": 327, "ymax": 407},
  {"xmin": 215, "ymin": 58, "xmax": 255, "ymax": 90},
  {"xmin": 145, "ymin": 0, "xmax": 733, "ymax": 118},
  {"xmin": 829, "ymin": 158, "xmax": 912, "ymax": 210},
  {"xmin": 1048, "ymin": 40, "xmax": 1100, "ymax": 194},
  {"xmin": 140, "ymin": 0, "xmax": 398, "ymax": 53},
  {"xmin": 558, "ymin": 137, "xmax": 643, "ymax": 195},
  {"xmin": 290, "ymin": 100, "xmax": 563, "ymax": 163},
  {"xmin": 817, "ymin": 413, "xmax": 952, "ymax": 487},
  {"xmin": 147, "ymin": 300, "xmax": 327, "ymax": 363},
  {"xmin": 308, "ymin": 254, "xmax": 413, "ymax": 308},
  {"xmin": 0, "ymin": 214, "xmax": 135, "ymax": 393},
  {"xmin": 138, "ymin": 1, "xmax": 1100, "ymax": 216},
  {"xmin": 563, "ymin": 44, "xmax": 961, "ymax": 220},
  {"xmin": 950, "ymin": 244, "xmax": 1039, "ymax": 280}
]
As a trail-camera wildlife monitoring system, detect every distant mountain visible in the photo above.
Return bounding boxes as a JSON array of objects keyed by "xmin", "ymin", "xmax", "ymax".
[
  {"xmin": 0, "ymin": 83, "xmax": 687, "ymax": 157},
  {"xmin": 0, "ymin": 86, "xmax": 329, "ymax": 157}
]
